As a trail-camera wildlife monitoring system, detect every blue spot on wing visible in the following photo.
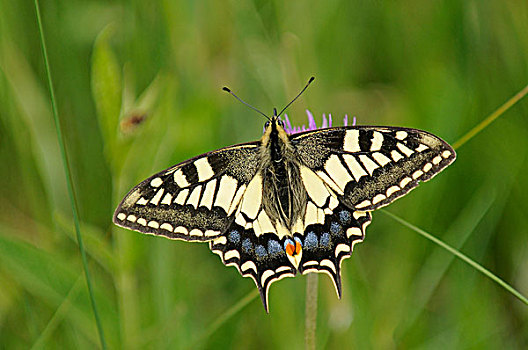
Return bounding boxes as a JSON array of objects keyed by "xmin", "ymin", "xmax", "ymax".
[
  {"xmin": 319, "ymin": 232, "xmax": 331, "ymax": 247},
  {"xmin": 255, "ymin": 245, "xmax": 267, "ymax": 258},
  {"xmin": 267, "ymin": 240, "xmax": 282, "ymax": 256},
  {"xmin": 330, "ymin": 222, "xmax": 342, "ymax": 235},
  {"xmin": 339, "ymin": 210, "xmax": 351, "ymax": 224},
  {"xmin": 304, "ymin": 232, "xmax": 318, "ymax": 249},
  {"xmin": 242, "ymin": 238, "xmax": 252, "ymax": 253},
  {"xmin": 228, "ymin": 230, "xmax": 240, "ymax": 244}
]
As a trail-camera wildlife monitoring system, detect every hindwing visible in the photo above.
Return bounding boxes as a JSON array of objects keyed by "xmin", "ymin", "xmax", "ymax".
[
  {"xmin": 113, "ymin": 142, "xmax": 260, "ymax": 241},
  {"xmin": 291, "ymin": 126, "xmax": 456, "ymax": 211}
]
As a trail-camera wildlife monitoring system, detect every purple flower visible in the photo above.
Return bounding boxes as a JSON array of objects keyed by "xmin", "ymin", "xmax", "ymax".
[{"xmin": 282, "ymin": 110, "xmax": 356, "ymax": 135}]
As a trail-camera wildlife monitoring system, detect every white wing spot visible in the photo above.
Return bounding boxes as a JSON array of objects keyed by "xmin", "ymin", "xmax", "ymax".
[
  {"xmin": 397, "ymin": 143, "xmax": 414, "ymax": 157},
  {"xmin": 137, "ymin": 218, "xmax": 147, "ymax": 226},
  {"xmin": 335, "ymin": 244, "xmax": 351, "ymax": 257},
  {"xmin": 343, "ymin": 129, "xmax": 361, "ymax": 152},
  {"xmin": 320, "ymin": 259, "xmax": 337, "ymax": 274},
  {"xmin": 372, "ymin": 193, "xmax": 386, "ymax": 205},
  {"xmin": 391, "ymin": 150, "xmax": 404, "ymax": 162},
  {"xmin": 194, "ymin": 158, "xmax": 215, "ymax": 182},
  {"xmin": 241, "ymin": 261, "xmax": 257, "ymax": 273},
  {"xmin": 255, "ymin": 210, "xmax": 275, "ymax": 236},
  {"xmin": 395, "ymin": 131, "xmax": 408, "ymax": 140},
  {"xmin": 224, "ymin": 250, "xmax": 240, "ymax": 261},
  {"xmin": 126, "ymin": 215, "xmax": 137, "ymax": 222},
  {"xmin": 240, "ymin": 175, "xmax": 262, "ymax": 220},
  {"xmin": 370, "ymin": 131, "xmax": 384, "ymax": 151},
  {"xmin": 186, "ymin": 186, "xmax": 202, "ymax": 209},
  {"xmin": 161, "ymin": 192, "xmax": 173, "ymax": 205},
  {"xmin": 300, "ymin": 166, "xmax": 330, "ymax": 207},
  {"xmin": 150, "ymin": 177, "xmax": 163, "ymax": 187},
  {"xmin": 400, "ymin": 177, "xmax": 412, "ymax": 188},
  {"xmin": 386, "ymin": 185, "xmax": 400, "ymax": 197},
  {"xmin": 358, "ymin": 155, "xmax": 379, "ymax": 175},
  {"xmin": 353, "ymin": 211, "xmax": 368, "ymax": 219},
  {"xmin": 174, "ymin": 189, "xmax": 189, "ymax": 205},
  {"xmin": 200, "ymin": 179, "xmax": 216, "ymax": 210},
  {"xmin": 324, "ymin": 155, "xmax": 352, "ymax": 192},
  {"xmin": 261, "ymin": 270, "xmax": 275, "ymax": 287},
  {"xmin": 343, "ymin": 154, "xmax": 368, "ymax": 181},
  {"xmin": 205, "ymin": 230, "xmax": 220, "ymax": 237},
  {"xmin": 316, "ymin": 171, "xmax": 344, "ymax": 195},
  {"xmin": 423, "ymin": 163, "xmax": 433, "ymax": 172},
  {"xmin": 412, "ymin": 170, "xmax": 424, "ymax": 180},
  {"xmin": 136, "ymin": 197, "xmax": 148, "ymax": 206},
  {"xmin": 276, "ymin": 266, "xmax": 291, "ymax": 273},
  {"xmin": 213, "ymin": 236, "xmax": 227, "ymax": 245},
  {"xmin": 189, "ymin": 229, "xmax": 203, "ymax": 236},
  {"xmin": 442, "ymin": 150, "xmax": 452, "ymax": 158},
  {"xmin": 304, "ymin": 201, "xmax": 320, "ymax": 228},
  {"xmin": 346, "ymin": 227, "xmax": 362, "ymax": 238},
  {"xmin": 148, "ymin": 221, "xmax": 159, "ymax": 229},
  {"xmin": 150, "ymin": 188, "xmax": 164, "ymax": 206},
  {"xmin": 228, "ymin": 184, "xmax": 247, "ymax": 216},
  {"xmin": 214, "ymin": 175, "xmax": 238, "ymax": 212},
  {"xmin": 416, "ymin": 144, "xmax": 429, "ymax": 152},
  {"xmin": 432, "ymin": 156, "xmax": 442, "ymax": 165},
  {"xmin": 372, "ymin": 152, "xmax": 391, "ymax": 167},
  {"xmin": 174, "ymin": 226, "xmax": 188, "ymax": 235},
  {"xmin": 173, "ymin": 169, "xmax": 190, "ymax": 188},
  {"xmin": 117, "ymin": 213, "xmax": 126, "ymax": 221},
  {"xmin": 356, "ymin": 200, "xmax": 371, "ymax": 209},
  {"xmin": 160, "ymin": 223, "xmax": 173, "ymax": 231}
]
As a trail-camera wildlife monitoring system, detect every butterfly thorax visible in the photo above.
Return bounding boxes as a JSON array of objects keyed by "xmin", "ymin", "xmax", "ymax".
[{"xmin": 260, "ymin": 119, "xmax": 307, "ymax": 232}]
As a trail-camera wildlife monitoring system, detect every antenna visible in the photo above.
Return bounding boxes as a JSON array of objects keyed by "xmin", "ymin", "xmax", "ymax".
[
  {"xmin": 222, "ymin": 87, "xmax": 270, "ymax": 120},
  {"xmin": 277, "ymin": 76, "xmax": 315, "ymax": 117}
]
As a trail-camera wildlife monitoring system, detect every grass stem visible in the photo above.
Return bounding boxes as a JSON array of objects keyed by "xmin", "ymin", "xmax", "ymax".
[
  {"xmin": 381, "ymin": 210, "xmax": 528, "ymax": 306},
  {"xmin": 33, "ymin": 1, "xmax": 107, "ymax": 348},
  {"xmin": 452, "ymin": 83, "xmax": 528, "ymax": 150}
]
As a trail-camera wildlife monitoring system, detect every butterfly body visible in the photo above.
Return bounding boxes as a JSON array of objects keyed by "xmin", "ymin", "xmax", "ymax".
[{"xmin": 114, "ymin": 113, "xmax": 455, "ymax": 312}]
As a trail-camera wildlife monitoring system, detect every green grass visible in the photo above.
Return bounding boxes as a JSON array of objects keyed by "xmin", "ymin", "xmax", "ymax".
[{"xmin": 1, "ymin": 0, "xmax": 528, "ymax": 348}]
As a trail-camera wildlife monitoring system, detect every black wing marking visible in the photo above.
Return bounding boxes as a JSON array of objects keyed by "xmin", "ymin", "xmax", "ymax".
[
  {"xmin": 298, "ymin": 205, "xmax": 371, "ymax": 297},
  {"xmin": 113, "ymin": 142, "xmax": 260, "ymax": 241},
  {"xmin": 209, "ymin": 222, "xmax": 295, "ymax": 313},
  {"xmin": 291, "ymin": 126, "xmax": 456, "ymax": 211},
  {"xmin": 210, "ymin": 188, "xmax": 372, "ymax": 312}
]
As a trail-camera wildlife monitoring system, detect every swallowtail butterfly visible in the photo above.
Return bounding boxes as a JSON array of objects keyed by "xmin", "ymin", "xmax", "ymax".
[{"xmin": 113, "ymin": 79, "xmax": 456, "ymax": 312}]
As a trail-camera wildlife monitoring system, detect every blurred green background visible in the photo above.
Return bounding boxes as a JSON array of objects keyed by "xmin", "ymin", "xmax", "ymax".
[{"xmin": 1, "ymin": 0, "xmax": 527, "ymax": 348}]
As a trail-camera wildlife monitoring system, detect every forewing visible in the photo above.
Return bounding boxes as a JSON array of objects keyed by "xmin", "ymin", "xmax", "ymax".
[
  {"xmin": 291, "ymin": 126, "xmax": 456, "ymax": 211},
  {"xmin": 113, "ymin": 142, "xmax": 260, "ymax": 241}
]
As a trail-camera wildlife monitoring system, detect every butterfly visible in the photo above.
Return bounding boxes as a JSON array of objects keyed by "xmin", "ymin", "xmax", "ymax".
[{"xmin": 113, "ymin": 78, "xmax": 456, "ymax": 312}]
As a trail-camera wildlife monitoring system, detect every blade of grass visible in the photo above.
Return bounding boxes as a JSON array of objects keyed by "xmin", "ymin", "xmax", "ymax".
[
  {"xmin": 452, "ymin": 83, "xmax": 528, "ymax": 150},
  {"xmin": 189, "ymin": 289, "xmax": 259, "ymax": 348},
  {"xmin": 395, "ymin": 185, "xmax": 497, "ymax": 339},
  {"xmin": 33, "ymin": 1, "xmax": 107, "ymax": 348},
  {"xmin": 31, "ymin": 274, "xmax": 83, "ymax": 350},
  {"xmin": 381, "ymin": 210, "xmax": 528, "ymax": 306}
]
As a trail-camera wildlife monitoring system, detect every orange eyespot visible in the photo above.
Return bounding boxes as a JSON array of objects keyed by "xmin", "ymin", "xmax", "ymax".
[
  {"xmin": 286, "ymin": 243, "xmax": 296, "ymax": 257},
  {"xmin": 295, "ymin": 240, "xmax": 302, "ymax": 255},
  {"xmin": 285, "ymin": 241, "xmax": 303, "ymax": 257}
]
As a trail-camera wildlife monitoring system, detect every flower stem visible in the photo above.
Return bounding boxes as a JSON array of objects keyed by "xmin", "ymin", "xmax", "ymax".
[{"xmin": 305, "ymin": 273, "xmax": 319, "ymax": 350}]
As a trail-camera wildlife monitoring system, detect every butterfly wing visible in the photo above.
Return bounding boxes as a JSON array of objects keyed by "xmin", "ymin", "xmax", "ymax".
[
  {"xmin": 291, "ymin": 126, "xmax": 456, "ymax": 211},
  {"xmin": 113, "ymin": 142, "xmax": 261, "ymax": 241},
  {"xmin": 283, "ymin": 126, "xmax": 455, "ymax": 295}
]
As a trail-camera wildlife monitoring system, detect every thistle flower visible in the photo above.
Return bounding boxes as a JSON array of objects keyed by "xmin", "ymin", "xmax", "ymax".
[{"xmin": 282, "ymin": 110, "xmax": 356, "ymax": 135}]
